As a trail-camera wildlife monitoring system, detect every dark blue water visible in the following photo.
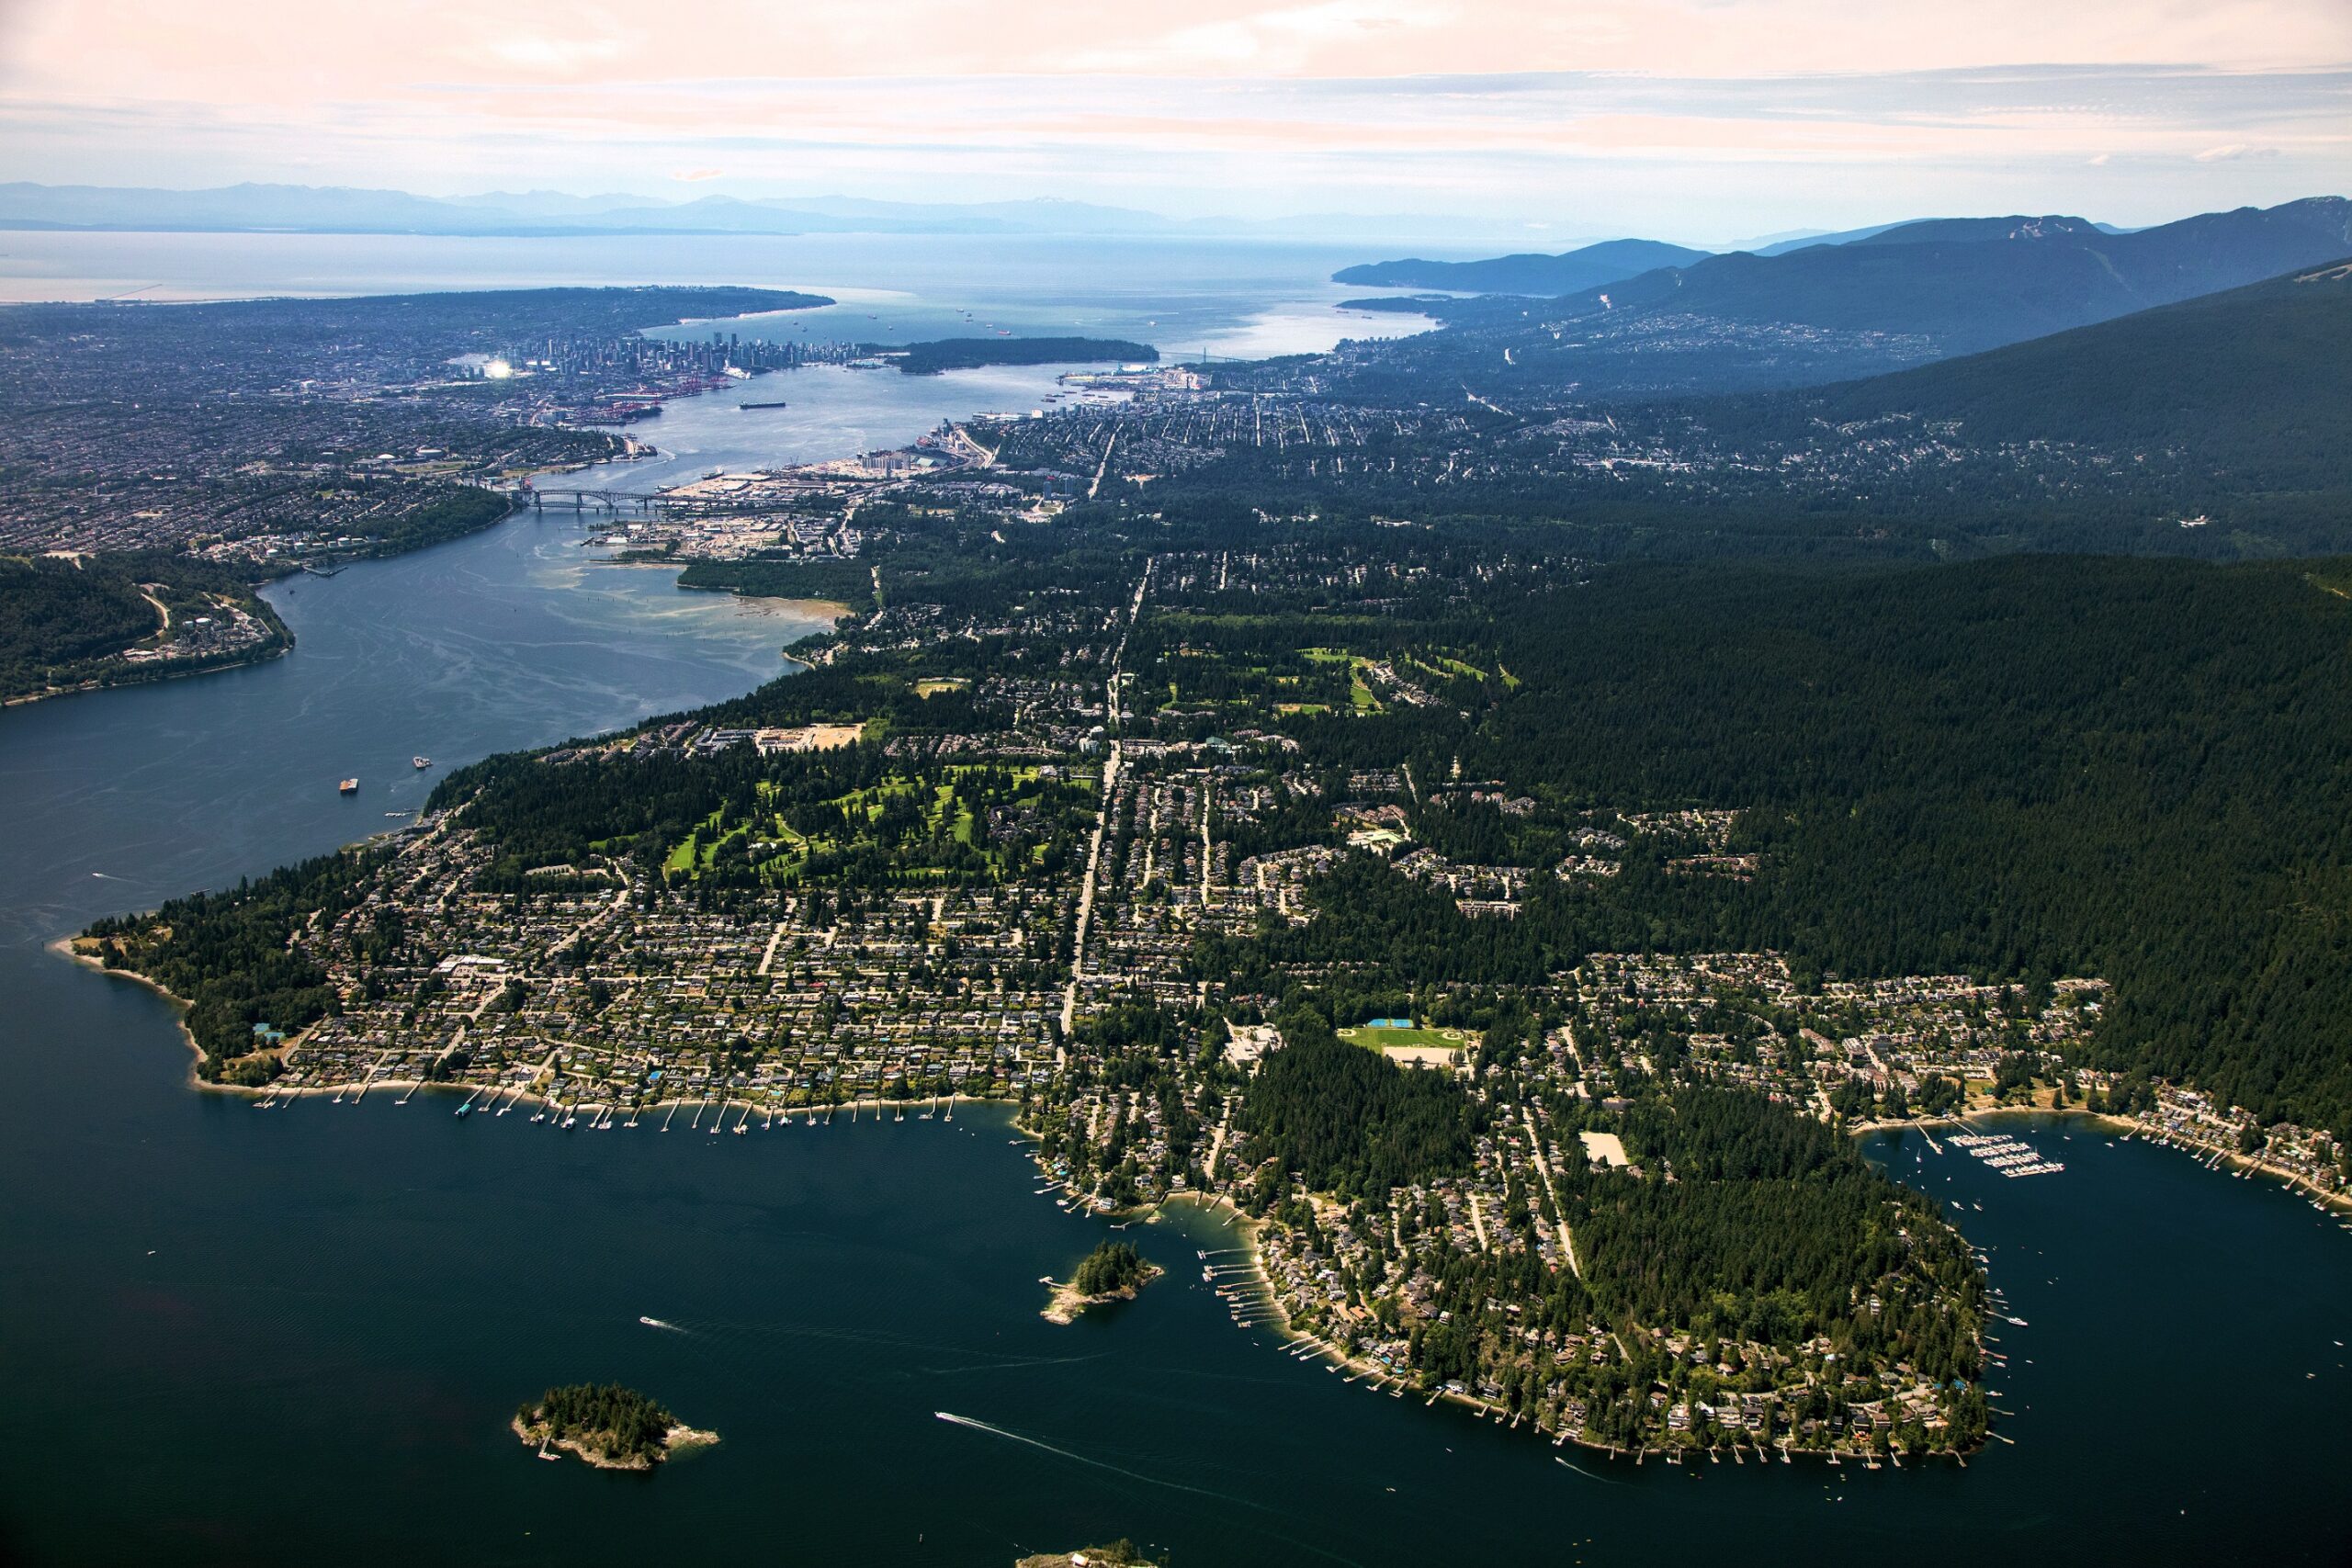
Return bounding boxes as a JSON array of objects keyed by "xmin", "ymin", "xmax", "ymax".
[{"xmin": 3, "ymin": 517, "xmax": 2349, "ymax": 1565}]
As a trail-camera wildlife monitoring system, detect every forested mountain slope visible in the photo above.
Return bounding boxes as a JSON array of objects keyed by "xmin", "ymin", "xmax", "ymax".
[
  {"xmin": 1553, "ymin": 197, "xmax": 2351, "ymax": 354},
  {"xmin": 1461, "ymin": 554, "xmax": 2352, "ymax": 1132},
  {"xmin": 1332, "ymin": 239, "xmax": 1711, "ymax": 295},
  {"xmin": 1339, "ymin": 197, "xmax": 2350, "ymax": 398},
  {"xmin": 1800, "ymin": 260, "xmax": 2352, "ymax": 487}
]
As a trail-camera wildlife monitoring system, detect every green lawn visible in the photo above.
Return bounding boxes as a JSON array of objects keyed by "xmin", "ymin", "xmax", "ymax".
[{"xmin": 1337, "ymin": 1024, "xmax": 1468, "ymax": 1052}]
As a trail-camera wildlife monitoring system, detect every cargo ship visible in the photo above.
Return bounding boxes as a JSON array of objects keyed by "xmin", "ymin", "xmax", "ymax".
[{"xmin": 739, "ymin": 400, "xmax": 789, "ymax": 410}]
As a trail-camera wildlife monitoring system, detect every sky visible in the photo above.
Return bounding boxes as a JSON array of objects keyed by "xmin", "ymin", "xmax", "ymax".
[{"xmin": 1, "ymin": 0, "xmax": 2347, "ymax": 244}]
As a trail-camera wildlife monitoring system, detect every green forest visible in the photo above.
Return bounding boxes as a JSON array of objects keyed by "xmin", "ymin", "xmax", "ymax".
[
  {"xmin": 675, "ymin": 554, "xmax": 876, "ymax": 609},
  {"xmin": 1194, "ymin": 552, "xmax": 2352, "ymax": 1136},
  {"xmin": 1071, "ymin": 1240, "xmax": 1153, "ymax": 1296},
  {"xmin": 81, "ymin": 850, "xmax": 384, "ymax": 1078},
  {"xmin": 0, "ymin": 551, "xmax": 288, "ymax": 702},
  {"xmin": 515, "ymin": 1383, "xmax": 678, "ymax": 1464}
]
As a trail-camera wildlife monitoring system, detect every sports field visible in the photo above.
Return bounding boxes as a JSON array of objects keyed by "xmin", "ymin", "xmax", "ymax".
[{"xmin": 1337, "ymin": 1023, "xmax": 1468, "ymax": 1052}]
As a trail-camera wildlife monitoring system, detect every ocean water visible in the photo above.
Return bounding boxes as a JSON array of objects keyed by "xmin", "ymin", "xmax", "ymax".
[
  {"xmin": 0, "ymin": 231, "xmax": 1431, "ymax": 360},
  {"xmin": 557, "ymin": 361, "xmax": 1121, "ymax": 495}
]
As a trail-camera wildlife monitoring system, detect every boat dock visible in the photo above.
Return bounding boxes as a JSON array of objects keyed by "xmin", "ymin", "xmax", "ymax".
[{"xmin": 1949, "ymin": 1131, "xmax": 2065, "ymax": 1178}]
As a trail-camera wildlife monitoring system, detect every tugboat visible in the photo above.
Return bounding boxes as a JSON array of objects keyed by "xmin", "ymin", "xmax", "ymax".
[
  {"xmin": 413, "ymin": 755, "xmax": 432, "ymax": 770},
  {"xmin": 338, "ymin": 777, "xmax": 358, "ymax": 795}
]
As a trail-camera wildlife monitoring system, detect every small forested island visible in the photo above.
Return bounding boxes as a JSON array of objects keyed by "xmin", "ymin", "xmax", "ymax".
[
  {"xmin": 1016, "ymin": 1543, "xmax": 1162, "ymax": 1568},
  {"xmin": 1044, "ymin": 1241, "xmax": 1163, "ymax": 1324},
  {"xmin": 512, "ymin": 1383, "xmax": 717, "ymax": 1471},
  {"xmin": 883, "ymin": 337, "xmax": 1157, "ymax": 375}
]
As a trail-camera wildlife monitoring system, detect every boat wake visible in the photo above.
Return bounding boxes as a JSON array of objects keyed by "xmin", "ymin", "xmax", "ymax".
[
  {"xmin": 933, "ymin": 1412, "xmax": 1247, "ymax": 1505},
  {"xmin": 932, "ymin": 1413, "xmax": 1368, "ymax": 1566},
  {"xmin": 1555, "ymin": 1456, "xmax": 1628, "ymax": 1486},
  {"xmin": 639, "ymin": 1315, "xmax": 686, "ymax": 1333}
]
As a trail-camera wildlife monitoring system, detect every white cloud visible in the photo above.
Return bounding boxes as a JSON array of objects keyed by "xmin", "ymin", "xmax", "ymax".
[{"xmin": 0, "ymin": 0, "xmax": 2344, "ymax": 232}]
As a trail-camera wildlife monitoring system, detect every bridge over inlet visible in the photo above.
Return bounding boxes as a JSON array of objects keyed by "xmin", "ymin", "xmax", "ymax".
[{"xmin": 520, "ymin": 488, "xmax": 668, "ymax": 517}]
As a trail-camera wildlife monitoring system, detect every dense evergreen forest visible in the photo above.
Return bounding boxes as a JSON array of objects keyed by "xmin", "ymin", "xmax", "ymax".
[
  {"xmin": 674, "ymin": 555, "xmax": 876, "ymax": 608},
  {"xmin": 1070, "ymin": 1240, "xmax": 1153, "ymax": 1295},
  {"xmin": 349, "ymin": 483, "xmax": 512, "ymax": 556},
  {"xmin": 1234, "ymin": 1023, "xmax": 1986, "ymax": 1410},
  {"xmin": 1740, "ymin": 264, "xmax": 2352, "ymax": 491},
  {"xmin": 1, "ymin": 555, "xmax": 164, "ymax": 689},
  {"xmin": 0, "ymin": 551, "xmax": 287, "ymax": 701},
  {"xmin": 514, "ymin": 1383, "xmax": 680, "ymax": 1464},
  {"xmin": 1232, "ymin": 553, "xmax": 2352, "ymax": 1134},
  {"xmin": 81, "ymin": 851, "xmax": 386, "ymax": 1078},
  {"xmin": 1238, "ymin": 1011, "xmax": 1485, "ymax": 1199}
]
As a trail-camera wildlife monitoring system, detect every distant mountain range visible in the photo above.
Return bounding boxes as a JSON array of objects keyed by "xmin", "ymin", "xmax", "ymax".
[
  {"xmin": 1330, "ymin": 239, "xmax": 1712, "ymax": 295},
  {"xmin": 1750, "ymin": 216, "xmax": 2134, "ymax": 255},
  {"xmin": 1560, "ymin": 197, "xmax": 2352, "ymax": 357},
  {"xmin": 0, "ymin": 182, "xmax": 1500, "ymax": 243},
  {"xmin": 1340, "ymin": 216, "xmax": 2152, "ymax": 287}
]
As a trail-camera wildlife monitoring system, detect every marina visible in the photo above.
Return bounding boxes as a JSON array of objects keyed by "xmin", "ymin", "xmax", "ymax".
[{"xmin": 1948, "ymin": 1131, "xmax": 2067, "ymax": 1179}]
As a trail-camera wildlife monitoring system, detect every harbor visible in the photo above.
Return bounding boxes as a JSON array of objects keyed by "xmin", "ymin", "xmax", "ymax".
[{"xmin": 1948, "ymin": 1131, "xmax": 2067, "ymax": 1179}]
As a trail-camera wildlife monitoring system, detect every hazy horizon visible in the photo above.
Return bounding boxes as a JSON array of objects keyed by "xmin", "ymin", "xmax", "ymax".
[{"xmin": 3, "ymin": 1, "xmax": 2346, "ymax": 243}]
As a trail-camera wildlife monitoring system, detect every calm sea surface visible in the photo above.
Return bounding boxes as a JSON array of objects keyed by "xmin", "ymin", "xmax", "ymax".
[
  {"xmin": 0, "ymin": 231, "xmax": 1432, "ymax": 360},
  {"xmin": 0, "ymin": 242, "xmax": 2347, "ymax": 1565}
]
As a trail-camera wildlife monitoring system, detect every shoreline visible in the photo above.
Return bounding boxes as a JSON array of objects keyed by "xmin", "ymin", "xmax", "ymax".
[
  {"xmin": 4, "ymin": 484, "xmax": 530, "ymax": 715},
  {"xmin": 1853, "ymin": 1104, "xmax": 2351, "ymax": 1216},
  {"xmin": 4, "ymin": 638, "xmax": 292, "ymax": 710},
  {"xmin": 51, "ymin": 938, "xmax": 207, "ymax": 1067},
  {"xmin": 511, "ymin": 1413, "xmax": 718, "ymax": 1471},
  {"xmin": 1194, "ymin": 1191, "xmax": 1976, "ymax": 1469},
  {"xmin": 61, "ymin": 911, "xmax": 2349, "ymax": 1220},
  {"xmin": 1041, "ymin": 1260, "xmax": 1165, "ymax": 1324},
  {"xmin": 55, "ymin": 937, "xmax": 1012, "ymax": 1123},
  {"xmin": 55, "ymin": 920, "xmax": 2344, "ymax": 1472}
]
